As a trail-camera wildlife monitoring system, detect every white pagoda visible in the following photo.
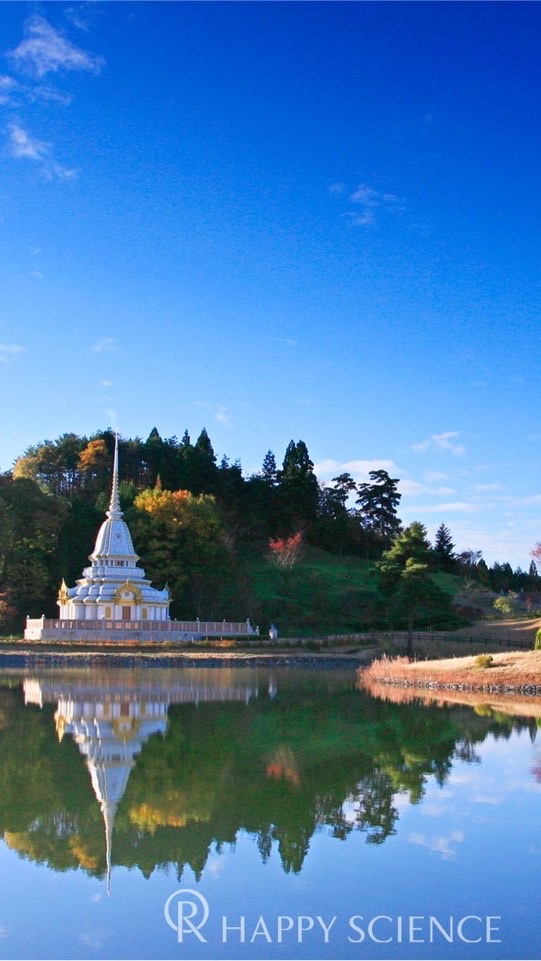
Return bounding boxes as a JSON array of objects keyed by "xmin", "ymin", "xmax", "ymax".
[
  {"xmin": 24, "ymin": 435, "xmax": 255, "ymax": 642},
  {"xmin": 57, "ymin": 435, "xmax": 170, "ymax": 624}
]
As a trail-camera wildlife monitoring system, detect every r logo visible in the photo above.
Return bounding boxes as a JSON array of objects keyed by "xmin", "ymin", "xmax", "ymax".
[{"xmin": 164, "ymin": 888, "xmax": 210, "ymax": 942}]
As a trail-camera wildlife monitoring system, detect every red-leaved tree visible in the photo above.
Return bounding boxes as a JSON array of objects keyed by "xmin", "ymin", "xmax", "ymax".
[{"xmin": 268, "ymin": 532, "xmax": 303, "ymax": 569}]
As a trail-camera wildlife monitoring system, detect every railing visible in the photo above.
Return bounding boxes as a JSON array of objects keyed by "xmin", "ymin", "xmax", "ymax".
[
  {"xmin": 354, "ymin": 631, "xmax": 533, "ymax": 651},
  {"xmin": 25, "ymin": 617, "xmax": 255, "ymax": 636}
]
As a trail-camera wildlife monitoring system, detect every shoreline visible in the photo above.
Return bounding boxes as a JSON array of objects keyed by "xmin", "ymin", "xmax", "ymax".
[
  {"xmin": 0, "ymin": 642, "xmax": 374, "ymax": 670},
  {"xmin": 359, "ymin": 649, "xmax": 541, "ymax": 698}
]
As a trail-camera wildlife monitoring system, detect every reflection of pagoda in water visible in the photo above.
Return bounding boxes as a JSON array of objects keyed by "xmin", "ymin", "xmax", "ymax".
[{"xmin": 24, "ymin": 669, "xmax": 266, "ymax": 890}]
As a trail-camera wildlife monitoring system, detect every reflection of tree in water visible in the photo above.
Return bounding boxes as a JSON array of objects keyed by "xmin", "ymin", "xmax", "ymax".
[
  {"xmin": 352, "ymin": 770, "xmax": 399, "ymax": 844},
  {"xmin": 0, "ymin": 673, "xmax": 533, "ymax": 883}
]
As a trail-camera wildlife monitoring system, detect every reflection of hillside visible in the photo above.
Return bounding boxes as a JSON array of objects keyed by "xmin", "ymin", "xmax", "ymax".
[
  {"xmin": 361, "ymin": 676, "xmax": 541, "ymax": 722},
  {"xmin": 0, "ymin": 669, "xmax": 532, "ymax": 885}
]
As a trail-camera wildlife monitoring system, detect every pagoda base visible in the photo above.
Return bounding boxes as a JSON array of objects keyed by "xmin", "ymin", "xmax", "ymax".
[{"xmin": 24, "ymin": 616, "xmax": 256, "ymax": 643}]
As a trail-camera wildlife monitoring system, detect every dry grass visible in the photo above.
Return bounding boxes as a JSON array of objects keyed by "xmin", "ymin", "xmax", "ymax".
[
  {"xmin": 451, "ymin": 616, "xmax": 541, "ymax": 642},
  {"xmin": 360, "ymin": 649, "xmax": 541, "ymax": 696}
]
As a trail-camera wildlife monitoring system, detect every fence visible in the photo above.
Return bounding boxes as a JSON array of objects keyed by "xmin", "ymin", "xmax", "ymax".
[{"xmin": 24, "ymin": 616, "xmax": 255, "ymax": 642}]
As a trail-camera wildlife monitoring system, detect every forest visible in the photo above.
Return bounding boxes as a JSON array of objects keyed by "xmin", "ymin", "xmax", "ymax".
[{"xmin": 0, "ymin": 426, "xmax": 538, "ymax": 635}]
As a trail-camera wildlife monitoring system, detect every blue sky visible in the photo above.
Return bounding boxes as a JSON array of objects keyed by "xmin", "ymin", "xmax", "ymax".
[{"xmin": 1, "ymin": 1, "xmax": 540, "ymax": 568}]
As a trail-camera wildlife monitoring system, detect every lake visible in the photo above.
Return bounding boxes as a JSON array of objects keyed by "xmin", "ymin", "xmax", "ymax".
[{"xmin": 0, "ymin": 661, "xmax": 538, "ymax": 961}]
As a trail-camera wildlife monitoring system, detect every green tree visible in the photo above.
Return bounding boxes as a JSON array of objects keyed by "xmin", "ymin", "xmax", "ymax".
[
  {"xmin": 493, "ymin": 596, "xmax": 514, "ymax": 617},
  {"xmin": 433, "ymin": 523, "xmax": 455, "ymax": 572},
  {"xmin": 177, "ymin": 428, "xmax": 219, "ymax": 495},
  {"xmin": 375, "ymin": 523, "xmax": 453, "ymax": 657},
  {"xmin": 355, "ymin": 470, "xmax": 401, "ymax": 555},
  {"xmin": 382, "ymin": 521, "xmax": 432, "ymax": 567},
  {"xmin": 261, "ymin": 451, "xmax": 278, "ymax": 485},
  {"xmin": 277, "ymin": 440, "xmax": 320, "ymax": 534},
  {"xmin": 131, "ymin": 487, "xmax": 233, "ymax": 617},
  {"xmin": 0, "ymin": 478, "xmax": 68, "ymax": 626}
]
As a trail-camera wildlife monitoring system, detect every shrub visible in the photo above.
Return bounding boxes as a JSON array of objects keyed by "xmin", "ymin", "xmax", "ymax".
[
  {"xmin": 474, "ymin": 653, "xmax": 494, "ymax": 669},
  {"xmin": 493, "ymin": 596, "xmax": 514, "ymax": 617},
  {"xmin": 535, "ymin": 629, "xmax": 541, "ymax": 651}
]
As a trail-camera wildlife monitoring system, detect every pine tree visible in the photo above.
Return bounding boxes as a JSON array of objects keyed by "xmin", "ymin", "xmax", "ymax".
[
  {"xmin": 277, "ymin": 440, "xmax": 320, "ymax": 533},
  {"xmin": 433, "ymin": 523, "xmax": 455, "ymax": 571},
  {"xmin": 261, "ymin": 451, "xmax": 277, "ymax": 485},
  {"xmin": 355, "ymin": 469, "xmax": 401, "ymax": 553}
]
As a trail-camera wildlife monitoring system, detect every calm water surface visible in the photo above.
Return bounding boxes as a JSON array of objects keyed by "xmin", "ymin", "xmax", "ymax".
[{"xmin": 0, "ymin": 663, "xmax": 539, "ymax": 961}]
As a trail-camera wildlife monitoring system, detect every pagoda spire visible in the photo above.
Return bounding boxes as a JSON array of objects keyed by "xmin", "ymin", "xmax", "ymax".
[
  {"xmin": 107, "ymin": 432, "xmax": 122, "ymax": 519},
  {"xmin": 102, "ymin": 800, "xmax": 116, "ymax": 896}
]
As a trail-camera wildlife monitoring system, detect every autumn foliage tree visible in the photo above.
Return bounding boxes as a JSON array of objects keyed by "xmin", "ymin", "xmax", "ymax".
[
  {"xmin": 268, "ymin": 532, "xmax": 304, "ymax": 569},
  {"xmin": 131, "ymin": 488, "xmax": 234, "ymax": 618}
]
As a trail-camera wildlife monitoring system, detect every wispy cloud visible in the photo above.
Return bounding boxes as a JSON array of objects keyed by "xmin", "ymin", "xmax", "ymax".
[
  {"xmin": 346, "ymin": 183, "xmax": 404, "ymax": 227},
  {"xmin": 3, "ymin": 15, "xmax": 103, "ymax": 181},
  {"xmin": 91, "ymin": 337, "xmax": 119, "ymax": 354},
  {"xmin": 7, "ymin": 122, "xmax": 76, "ymax": 179},
  {"xmin": 8, "ymin": 15, "xmax": 104, "ymax": 78},
  {"xmin": 104, "ymin": 408, "xmax": 118, "ymax": 429},
  {"xmin": 314, "ymin": 458, "xmax": 399, "ymax": 483},
  {"xmin": 424, "ymin": 470, "xmax": 449, "ymax": 483},
  {"xmin": 408, "ymin": 829, "xmax": 464, "ymax": 860},
  {"xmin": 399, "ymin": 479, "xmax": 455, "ymax": 497},
  {"xmin": 0, "ymin": 75, "xmax": 18, "ymax": 105},
  {"xmin": 411, "ymin": 501, "xmax": 479, "ymax": 514},
  {"xmin": 328, "ymin": 181, "xmax": 346, "ymax": 195},
  {"xmin": 215, "ymin": 406, "xmax": 232, "ymax": 427},
  {"xmin": 411, "ymin": 431, "xmax": 465, "ymax": 456},
  {"xmin": 0, "ymin": 343, "xmax": 25, "ymax": 363},
  {"xmin": 8, "ymin": 122, "xmax": 48, "ymax": 160},
  {"xmin": 196, "ymin": 401, "xmax": 232, "ymax": 427},
  {"xmin": 472, "ymin": 483, "xmax": 503, "ymax": 493}
]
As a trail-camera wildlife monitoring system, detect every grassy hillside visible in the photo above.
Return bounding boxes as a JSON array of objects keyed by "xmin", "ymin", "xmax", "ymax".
[{"xmin": 237, "ymin": 546, "xmax": 465, "ymax": 637}]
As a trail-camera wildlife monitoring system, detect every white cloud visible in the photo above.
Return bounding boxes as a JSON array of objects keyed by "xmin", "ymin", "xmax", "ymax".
[
  {"xmin": 0, "ymin": 74, "xmax": 18, "ymax": 105},
  {"xmin": 350, "ymin": 184, "xmax": 380, "ymax": 206},
  {"xmin": 196, "ymin": 401, "xmax": 232, "ymax": 427},
  {"xmin": 411, "ymin": 501, "xmax": 479, "ymax": 514},
  {"xmin": 423, "ymin": 470, "xmax": 449, "ymax": 482},
  {"xmin": 328, "ymin": 181, "xmax": 346, "ymax": 195},
  {"xmin": 314, "ymin": 458, "xmax": 399, "ymax": 483},
  {"xmin": 408, "ymin": 829, "xmax": 464, "ymax": 860},
  {"xmin": 30, "ymin": 84, "xmax": 73, "ymax": 106},
  {"xmin": 472, "ymin": 483, "xmax": 503, "ymax": 493},
  {"xmin": 411, "ymin": 431, "xmax": 465, "ymax": 456},
  {"xmin": 7, "ymin": 122, "xmax": 77, "ymax": 179},
  {"xmin": 0, "ymin": 344, "xmax": 25, "ymax": 363},
  {"xmin": 91, "ymin": 337, "xmax": 119, "ymax": 354},
  {"xmin": 215, "ymin": 406, "xmax": 232, "ymax": 427},
  {"xmin": 8, "ymin": 15, "xmax": 104, "ymax": 78},
  {"xmin": 8, "ymin": 122, "xmax": 49, "ymax": 160},
  {"xmin": 507, "ymin": 493, "xmax": 541, "ymax": 507},
  {"xmin": 49, "ymin": 161, "xmax": 77, "ymax": 180},
  {"xmin": 399, "ymin": 478, "xmax": 455, "ymax": 497},
  {"xmin": 347, "ymin": 183, "xmax": 404, "ymax": 227}
]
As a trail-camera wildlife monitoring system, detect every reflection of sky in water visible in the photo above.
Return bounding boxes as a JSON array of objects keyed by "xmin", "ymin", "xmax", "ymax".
[{"xmin": 399, "ymin": 731, "xmax": 541, "ymax": 864}]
